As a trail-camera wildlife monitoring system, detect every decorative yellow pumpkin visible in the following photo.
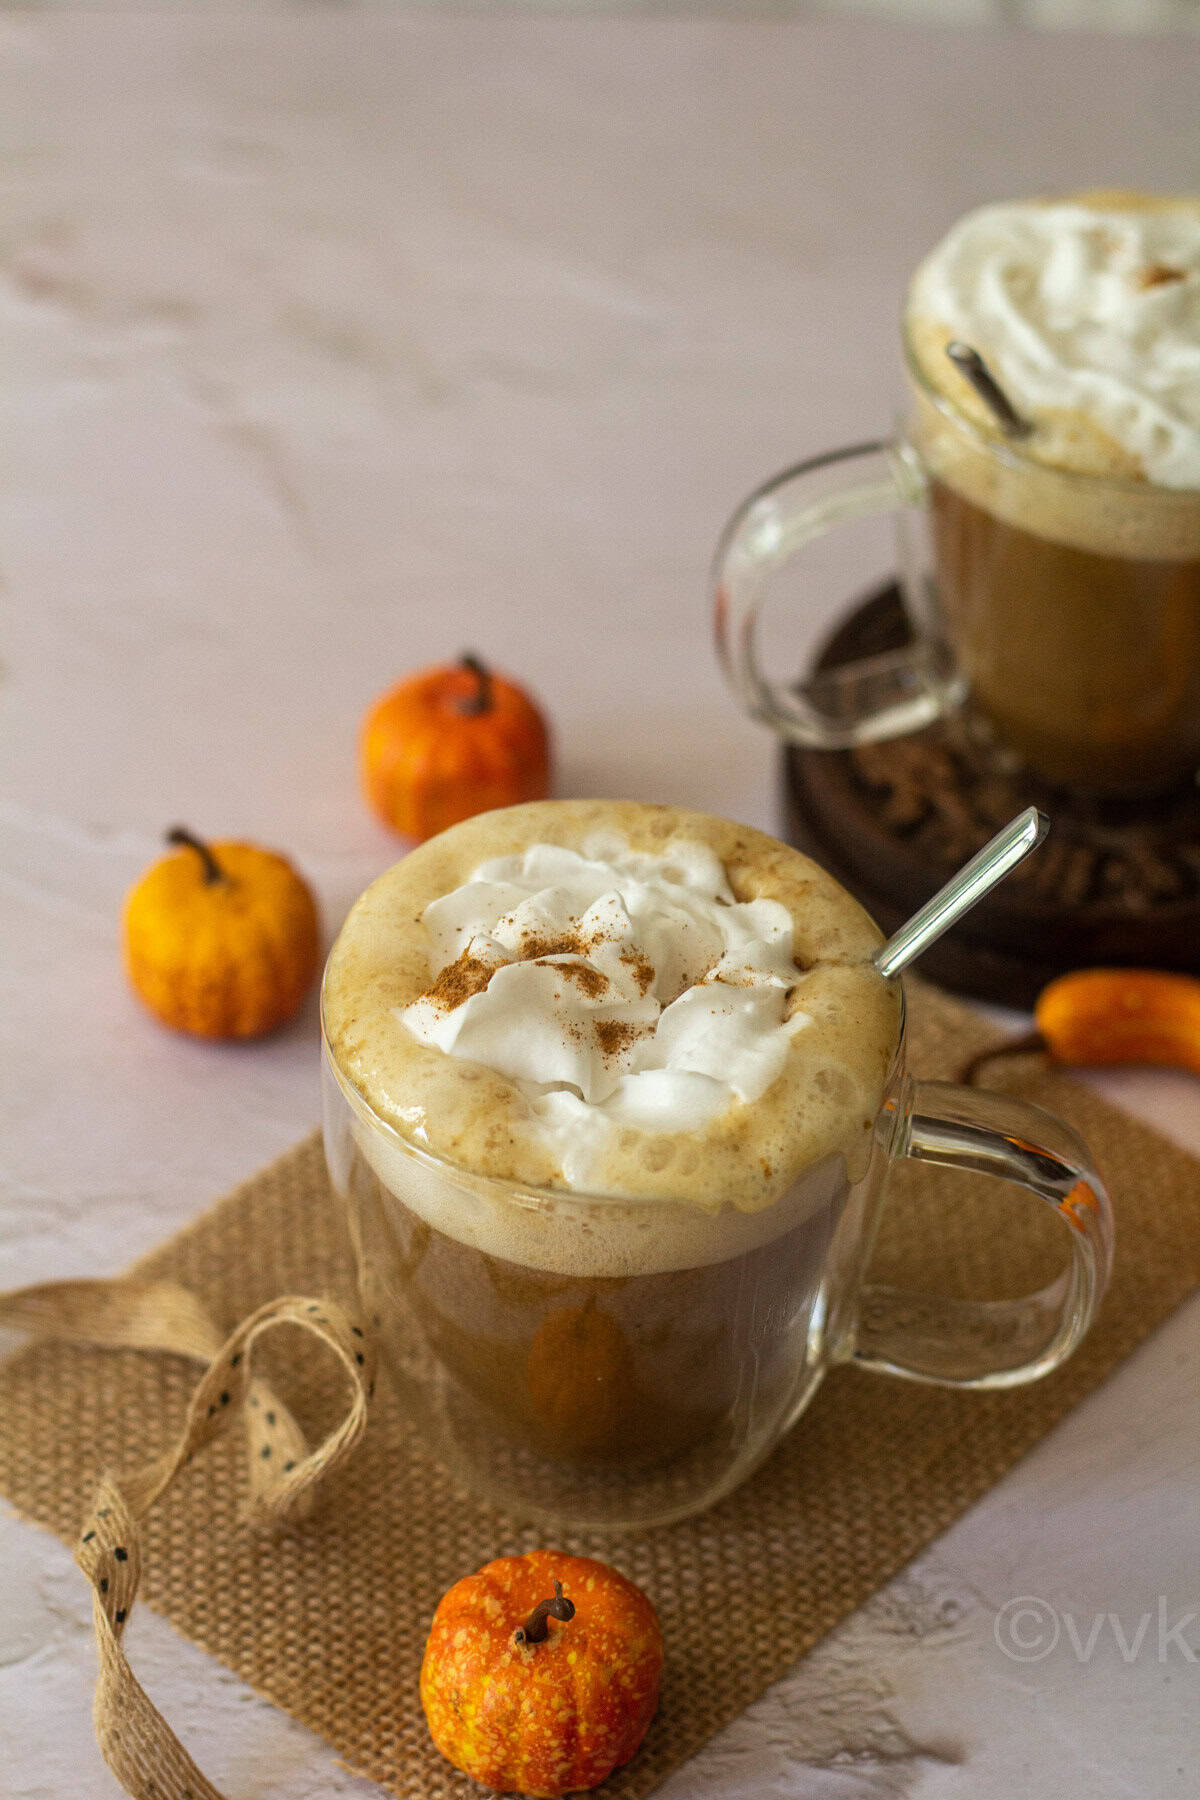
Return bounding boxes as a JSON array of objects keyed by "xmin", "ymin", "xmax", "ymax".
[
  {"xmin": 123, "ymin": 828, "xmax": 320, "ymax": 1039},
  {"xmin": 421, "ymin": 1550, "xmax": 663, "ymax": 1798},
  {"xmin": 360, "ymin": 652, "xmax": 551, "ymax": 842}
]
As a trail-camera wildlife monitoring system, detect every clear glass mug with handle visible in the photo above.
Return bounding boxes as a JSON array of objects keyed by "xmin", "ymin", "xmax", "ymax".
[
  {"xmin": 323, "ymin": 983, "xmax": 1112, "ymax": 1533},
  {"xmin": 712, "ymin": 328, "xmax": 1200, "ymax": 794}
]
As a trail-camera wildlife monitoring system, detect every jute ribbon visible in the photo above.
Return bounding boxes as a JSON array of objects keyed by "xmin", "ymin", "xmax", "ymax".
[{"xmin": 0, "ymin": 1277, "xmax": 377, "ymax": 1800}]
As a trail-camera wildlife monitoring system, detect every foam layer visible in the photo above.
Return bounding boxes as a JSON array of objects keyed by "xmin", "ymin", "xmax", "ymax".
[
  {"xmin": 905, "ymin": 193, "xmax": 1200, "ymax": 558},
  {"xmin": 334, "ymin": 1093, "xmax": 850, "ymax": 1276},
  {"xmin": 322, "ymin": 803, "xmax": 900, "ymax": 1262},
  {"xmin": 400, "ymin": 837, "xmax": 822, "ymax": 1180}
]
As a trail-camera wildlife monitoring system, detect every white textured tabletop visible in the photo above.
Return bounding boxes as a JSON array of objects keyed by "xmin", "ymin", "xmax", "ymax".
[{"xmin": 3, "ymin": 12, "xmax": 1199, "ymax": 1799}]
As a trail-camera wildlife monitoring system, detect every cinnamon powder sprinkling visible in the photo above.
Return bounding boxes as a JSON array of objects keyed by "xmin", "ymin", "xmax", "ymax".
[
  {"xmin": 418, "ymin": 924, "xmax": 655, "ymax": 1023},
  {"xmin": 422, "ymin": 951, "xmax": 497, "ymax": 1012},
  {"xmin": 417, "ymin": 934, "xmax": 619, "ymax": 1013},
  {"xmin": 515, "ymin": 929, "xmax": 591, "ymax": 959},
  {"xmin": 537, "ymin": 959, "xmax": 610, "ymax": 999},
  {"xmin": 1137, "ymin": 263, "xmax": 1187, "ymax": 289},
  {"xmin": 619, "ymin": 949, "xmax": 655, "ymax": 995},
  {"xmin": 594, "ymin": 1018, "xmax": 641, "ymax": 1058}
]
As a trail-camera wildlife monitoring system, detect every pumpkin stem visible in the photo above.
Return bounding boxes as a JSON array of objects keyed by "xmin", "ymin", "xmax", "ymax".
[
  {"xmin": 166, "ymin": 826, "xmax": 226, "ymax": 886},
  {"xmin": 457, "ymin": 653, "xmax": 493, "ymax": 717},
  {"xmin": 957, "ymin": 1030, "xmax": 1046, "ymax": 1085},
  {"xmin": 514, "ymin": 1580, "xmax": 575, "ymax": 1646}
]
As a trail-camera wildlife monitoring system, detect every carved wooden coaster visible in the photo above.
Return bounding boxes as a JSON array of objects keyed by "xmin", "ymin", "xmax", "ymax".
[{"xmin": 781, "ymin": 585, "xmax": 1200, "ymax": 1006}]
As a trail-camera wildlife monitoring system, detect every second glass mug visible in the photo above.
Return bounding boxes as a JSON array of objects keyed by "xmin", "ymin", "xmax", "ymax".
[
  {"xmin": 323, "ymin": 986, "xmax": 1112, "ymax": 1532},
  {"xmin": 712, "ymin": 327, "xmax": 1200, "ymax": 795}
]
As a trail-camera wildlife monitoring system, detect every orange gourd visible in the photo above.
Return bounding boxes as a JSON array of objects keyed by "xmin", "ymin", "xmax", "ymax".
[
  {"xmin": 123, "ymin": 828, "xmax": 320, "ymax": 1039},
  {"xmin": 964, "ymin": 968, "xmax": 1200, "ymax": 1081},
  {"xmin": 360, "ymin": 653, "xmax": 551, "ymax": 842},
  {"xmin": 525, "ymin": 1300, "xmax": 635, "ymax": 1457},
  {"xmin": 420, "ymin": 1550, "xmax": 663, "ymax": 1798}
]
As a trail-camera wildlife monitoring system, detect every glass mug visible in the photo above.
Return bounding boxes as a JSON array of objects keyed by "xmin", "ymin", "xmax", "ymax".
[
  {"xmin": 322, "ymin": 987, "xmax": 1112, "ymax": 1532},
  {"xmin": 713, "ymin": 326, "xmax": 1200, "ymax": 795}
]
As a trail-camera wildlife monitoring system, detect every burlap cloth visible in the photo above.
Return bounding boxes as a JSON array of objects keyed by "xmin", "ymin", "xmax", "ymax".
[{"xmin": 2, "ymin": 981, "xmax": 1198, "ymax": 1799}]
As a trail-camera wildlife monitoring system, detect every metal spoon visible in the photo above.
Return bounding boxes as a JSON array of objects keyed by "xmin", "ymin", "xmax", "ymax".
[
  {"xmin": 945, "ymin": 341, "xmax": 1033, "ymax": 439},
  {"xmin": 873, "ymin": 807, "xmax": 1049, "ymax": 980}
]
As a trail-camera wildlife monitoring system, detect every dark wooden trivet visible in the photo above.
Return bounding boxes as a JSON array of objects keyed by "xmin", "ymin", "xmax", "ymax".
[{"xmin": 781, "ymin": 584, "xmax": 1200, "ymax": 1007}]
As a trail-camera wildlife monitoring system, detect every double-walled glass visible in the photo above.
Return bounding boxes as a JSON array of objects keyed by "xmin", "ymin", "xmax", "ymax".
[
  {"xmin": 712, "ymin": 325, "xmax": 1200, "ymax": 795},
  {"xmin": 322, "ymin": 989, "xmax": 1111, "ymax": 1533}
]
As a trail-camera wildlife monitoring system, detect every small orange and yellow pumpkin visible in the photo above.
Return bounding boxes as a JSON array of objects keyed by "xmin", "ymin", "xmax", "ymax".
[
  {"xmin": 123, "ymin": 828, "xmax": 320, "ymax": 1039},
  {"xmin": 420, "ymin": 1550, "xmax": 663, "ymax": 1797},
  {"xmin": 525, "ymin": 1301, "xmax": 635, "ymax": 1457},
  {"xmin": 360, "ymin": 653, "xmax": 551, "ymax": 843}
]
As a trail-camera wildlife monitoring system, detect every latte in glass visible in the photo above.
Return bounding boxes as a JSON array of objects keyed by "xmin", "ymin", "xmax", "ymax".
[
  {"xmin": 323, "ymin": 800, "xmax": 898, "ymax": 1470},
  {"xmin": 321, "ymin": 800, "xmax": 1110, "ymax": 1529}
]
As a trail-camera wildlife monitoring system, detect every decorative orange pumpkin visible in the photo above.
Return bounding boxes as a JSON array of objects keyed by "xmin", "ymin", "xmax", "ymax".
[
  {"xmin": 963, "ymin": 968, "xmax": 1200, "ymax": 1082},
  {"xmin": 360, "ymin": 653, "xmax": 551, "ymax": 842},
  {"xmin": 526, "ymin": 1300, "xmax": 635, "ymax": 1457},
  {"xmin": 123, "ymin": 828, "xmax": 320, "ymax": 1039},
  {"xmin": 420, "ymin": 1550, "xmax": 663, "ymax": 1798}
]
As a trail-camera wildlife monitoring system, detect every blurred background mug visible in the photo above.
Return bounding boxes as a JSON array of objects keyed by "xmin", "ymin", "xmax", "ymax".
[{"xmin": 713, "ymin": 324, "xmax": 1200, "ymax": 797}]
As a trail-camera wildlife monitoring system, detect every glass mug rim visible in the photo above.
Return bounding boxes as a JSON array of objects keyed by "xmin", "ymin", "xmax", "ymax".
[
  {"xmin": 319, "ymin": 965, "xmax": 909, "ymax": 1215},
  {"xmin": 899, "ymin": 312, "xmax": 1200, "ymax": 502}
]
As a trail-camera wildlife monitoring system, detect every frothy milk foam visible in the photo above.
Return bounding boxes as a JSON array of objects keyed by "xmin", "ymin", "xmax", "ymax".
[
  {"xmin": 322, "ymin": 802, "xmax": 900, "ymax": 1277},
  {"xmin": 905, "ymin": 193, "xmax": 1200, "ymax": 558}
]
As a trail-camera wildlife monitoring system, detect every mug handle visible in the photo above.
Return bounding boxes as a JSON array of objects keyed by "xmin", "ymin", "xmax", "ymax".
[
  {"xmin": 850, "ymin": 1079, "xmax": 1114, "ymax": 1388},
  {"xmin": 712, "ymin": 440, "xmax": 964, "ymax": 749}
]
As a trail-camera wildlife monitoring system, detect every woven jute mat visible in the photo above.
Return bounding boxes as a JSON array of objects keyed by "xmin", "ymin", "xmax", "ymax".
[{"xmin": 2, "ymin": 981, "xmax": 1198, "ymax": 1799}]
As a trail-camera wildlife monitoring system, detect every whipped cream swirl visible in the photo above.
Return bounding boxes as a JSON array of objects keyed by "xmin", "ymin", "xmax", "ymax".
[
  {"xmin": 909, "ymin": 199, "xmax": 1200, "ymax": 487},
  {"xmin": 400, "ymin": 837, "xmax": 811, "ymax": 1181}
]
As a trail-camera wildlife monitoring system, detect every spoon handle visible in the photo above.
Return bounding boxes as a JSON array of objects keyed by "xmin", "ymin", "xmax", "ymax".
[{"xmin": 873, "ymin": 807, "xmax": 1049, "ymax": 980}]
